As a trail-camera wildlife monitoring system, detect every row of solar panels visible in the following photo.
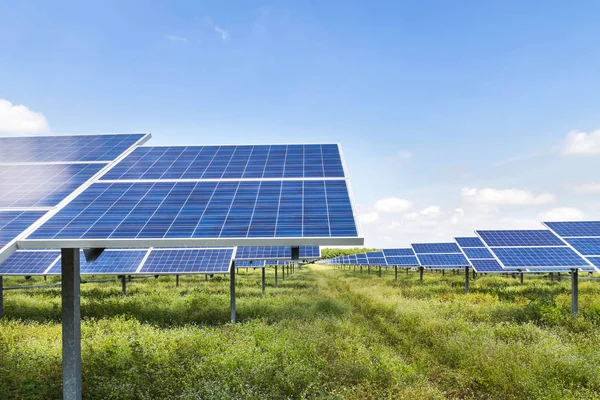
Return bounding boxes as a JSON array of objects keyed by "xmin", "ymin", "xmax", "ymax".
[
  {"xmin": 0, "ymin": 245, "xmax": 314, "ymax": 276},
  {"xmin": 320, "ymin": 222, "xmax": 600, "ymax": 274}
]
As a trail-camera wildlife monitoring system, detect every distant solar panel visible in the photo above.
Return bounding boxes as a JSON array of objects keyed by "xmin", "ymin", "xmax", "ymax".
[
  {"xmin": 0, "ymin": 250, "xmax": 60, "ymax": 275},
  {"xmin": 356, "ymin": 254, "xmax": 368, "ymax": 265},
  {"xmin": 235, "ymin": 260, "xmax": 266, "ymax": 268},
  {"xmin": 300, "ymin": 246, "xmax": 321, "ymax": 259},
  {"xmin": 385, "ymin": 256, "xmax": 420, "ymax": 266},
  {"xmin": 477, "ymin": 230, "xmax": 563, "ymax": 247},
  {"xmin": 469, "ymin": 259, "xmax": 505, "ymax": 273},
  {"xmin": 0, "ymin": 210, "xmax": 47, "ymax": 249},
  {"xmin": 25, "ymin": 180, "xmax": 359, "ymax": 245},
  {"xmin": 0, "ymin": 163, "xmax": 105, "ymax": 207},
  {"xmin": 140, "ymin": 248, "xmax": 234, "ymax": 274},
  {"xmin": 47, "ymin": 250, "xmax": 147, "ymax": 275},
  {"xmin": 0, "ymin": 134, "xmax": 148, "ymax": 163},
  {"xmin": 456, "ymin": 236, "xmax": 521, "ymax": 273},
  {"xmin": 418, "ymin": 253, "xmax": 469, "ymax": 267},
  {"xmin": 455, "ymin": 237, "xmax": 485, "ymax": 248},
  {"xmin": 544, "ymin": 221, "xmax": 600, "ymax": 237},
  {"xmin": 382, "ymin": 248, "xmax": 415, "ymax": 257},
  {"xmin": 413, "ymin": 243, "xmax": 461, "ymax": 254},
  {"xmin": 235, "ymin": 246, "xmax": 321, "ymax": 260},
  {"xmin": 462, "ymin": 247, "xmax": 493, "ymax": 259},
  {"xmin": 100, "ymin": 144, "xmax": 345, "ymax": 180}
]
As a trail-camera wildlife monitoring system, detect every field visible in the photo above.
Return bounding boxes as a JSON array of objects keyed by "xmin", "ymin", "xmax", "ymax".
[{"xmin": 2, "ymin": 265, "xmax": 600, "ymax": 399}]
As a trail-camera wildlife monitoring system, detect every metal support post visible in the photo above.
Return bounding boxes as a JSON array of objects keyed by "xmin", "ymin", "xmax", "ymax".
[
  {"xmin": 360, "ymin": 265, "xmax": 362, "ymax": 273},
  {"xmin": 394, "ymin": 265, "xmax": 398, "ymax": 280},
  {"xmin": 550, "ymin": 272, "xmax": 554, "ymax": 282},
  {"xmin": 368, "ymin": 265, "xmax": 371, "ymax": 275},
  {"xmin": 205, "ymin": 274, "xmax": 208, "ymax": 281},
  {"xmin": 261, "ymin": 268, "xmax": 266, "ymax": 297},
  {"xmin": 0, "ymin": 276, "xmax": 3, "ymax": 317},
  {"xmin": 558, "ymin": 272, "xmax": 561, "ymax": 281},
  {"xmin": 121, "ymin": 275, "xmax": 127, "ymax": 296},
  {"xmin": 406, "ymin": 268, "xmax": 409, "ymax": 275},
  {"xmin": 442, "ymin": 269, "xmax": 445, "ymax": 277},
  {"xmin": 571, "ymin": 269, "xmax": 578, "ymax": 318},
  {"xmin": 176, "ymin": 275, "xmax": 180, "ymax": 288},
  {"xmin": 419, "ymin": 267, "xmax": 424, "ymax": 284},
  {"xmin": 519, "ymin": 272, "xmax": 524, "ymax": 285},
  {"xmin": 230, "ymin": 262, "xmax": 236, "ymax": 323},
  {"xmin": 275, "ymin": 265, "xmax": 278, "ymax": 287},
  {"xmin": 465, "ymin": 266, "xmax": 470, "ymax": 294},
  {"xmin": 62, "ymin": 248, "xmax": 82, "ymax": 400},
  {"xmin": 472, "ymin": 269, "xmax": 476, "ymax": 279},
  {"xmin": 379, "ymin": 265, "xmax": 382, "ymax": 277}
]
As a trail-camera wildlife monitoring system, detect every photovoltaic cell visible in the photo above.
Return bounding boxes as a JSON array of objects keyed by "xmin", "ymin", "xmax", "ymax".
[
  {"xmin": 417, "ymin": 253, "xmax": 469, "ymax": 267},
  {"xmin": 470, "ymin": 259, "xmax": 506, "ymax": 273},
  {"xmin": 462, "ymin": 247, "xmax": 493, "ymax": 259},
  {"xmin": 0, "ymin": 134, "xmax": 147, "ymax": 163},
  {"xmin": 0, "ymin": 210, "xmax": 47, "ymax": 249},
  {"xmin": 100, "ymin": 144, "xmax": 345, "ymax": 180},
  {"xmin": 356, "ymin": 254, "xmax": 368, "ymax": 265},
  {"xmin": 455, "ymin": 237, "xmax": 485, "ymax": 248},
  {"xmin": 490, "ymin": 247, "xmax": 590, "ymax": 268},
  {"xmin": 0, "ymin": 163, "xmax": 105, "ymax": 207},
  {"xmin": 0, "ymin": 250, "xmax": 60, "ymax": 275},
  {"xmin": 27, "ymin": 180, "xmax": 357, "ymax": 242},
  {"xmin": 300, "ymin": 246, "xmax": 321, "ymax": 258},
  {"xmin": 235, "ymin": 260, "xmax": 266, "ymax": 267},
  {"xmin": 476, "ymin": 230, "xmax": 564, "ymax": 247},
  {"xmin": 544, "ymin": 221, "xmax": 600, "ymax": 237},
  {"xmin": 47, "ymin": 250, "xmax": 147, "ymax": 275},
  {"xmin": 236, "ymin": 246, "xmax": 289, "ymax": 260},
  {"xmin": 385, "ymin": 256, "xmax": 420, "ymax": 266},
  {"xmin": 563, "ymin": 238, "xmax": 600, "ymax": 256},
  {"xmin": 412, "ymin": 243, "xmax": 461, "ymax": 254},
  {"xmin": 140, "ymin": 248, "xmax": 233, "ymax": 274},
  {"xmin": 382, "ymin": 248, "xmax": 415, "ymax": 257}
]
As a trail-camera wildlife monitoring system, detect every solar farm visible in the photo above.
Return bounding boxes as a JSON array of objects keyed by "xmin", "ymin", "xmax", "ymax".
[{"xmin": 2, "ymin": 134, "xmax": 600, "ymax": 399}]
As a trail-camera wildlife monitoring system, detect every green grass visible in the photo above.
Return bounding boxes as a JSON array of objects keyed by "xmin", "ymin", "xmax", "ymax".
[{"xmin": 2, "ymin": 266, "xmax": 600, "ymax": 399}]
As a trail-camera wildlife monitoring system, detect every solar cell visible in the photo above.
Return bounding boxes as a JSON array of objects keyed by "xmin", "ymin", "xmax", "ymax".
[
  {"xmin": 100, "ymin": 144, "xmax": 345, "ymax": 180},
  {"xmin": 544, "ymin": 221, "xmax": 600, "ymax": 237},
  {"xmin": 356, "ymin": 254, "xmax": 368, "ymax": 265},
  {"xmin": 587, "ymin": 257, "xmax": 600, "ymax": 268},
  {"xmin": 476, "ymin": 230, "xmax": 564, "ymax": 247},
  {"xmin": 25, "ymin": 180, "xmax": 359, "ymax": 245},
  {"xmin": 385, "ymin": 256, "xmax": 420, "ymax": 266},
  {"xmin": 462, "ymin": 247, "xmax": 493, "ymax": 259},
  {"xmin": 490, "ymin": 247, "xmax": 590, "ymax": 268},
  {"xmin": 455, "ymin": 237, "xmax": 485, "ymax": 248},
  {"xmin": 236, "ymin": 246, "xmax": 289, "ymax": 260},
  {"xmin": 563, "ymin": 238, "xmax": 600, "ymax": 256},
  {"xmin": 140, "ymin": 248, "xmax": 233, "ymax": 274},
  {"xmin": 0, "ymin": 210, "xmax": 47, "ymax": 249},
  {"xmin": 469, "ymin": 259, "xmax": 506, "ymax": 273},
  {"xmin": 300, "ymin": 246, "xmax": 321, "ymax": 258},
  {"xmin": 0, "ymin": 163, "xmax": 105, "ymax": 207},
  {"xmin": 382, "ymin": 248, "xmax": 415, "ymax": 257},
  {"xmin": 412, "ymin": 243, "xmax": 461, "ymax": 254},
  {"xmin": 416, "ymin": 253, "xmax": 469, "ymax": 267},
  {"xmin": 0, "ymin": 134, "xmax": 148, "ymax": 163},
  {"xmin": 0, "ymin": 250, "xmax": 60, "ymax": 275},
  {"xmin": 235, "ymin": 260, "xmax": 266, "ymax": 267},
  {"xmin": 47, "ymin": 250, "xmax": 147, "ymax": 275}
]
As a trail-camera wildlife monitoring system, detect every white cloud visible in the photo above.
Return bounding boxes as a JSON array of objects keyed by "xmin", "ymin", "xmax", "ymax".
[
  {"xmin": 374, "ymin": 197, "xmax": 412, "ymax": 213},
  {"xmin": 461, "ymin": 187, "xmax": 555, "ymax": 206},
  {"xmin": 0, "ymin": 99, "xmax": 49, "ymax": 134},
  {"xmin": 420, "ymin": 205, "xmax": 441, "ymax": 216},
  {"xmin": 539, "ymin": 207, "xmax": 584, "ymax": 221},
  {"xmin": 359, "ymin": 212, "xmax": 380, "ymax": 225},
  {"xmin": 167, "ymin": 35, "xmax": 188, "ymax": 43},
  {"xmin": 562, "ymin": 129, "xmax": 600, "ymax": 155},
  {"xmin": 573, "ymin": 182, "xmax": 600, "ymax": 193},
  {"xmin": 204, "ymin": 18, "xmax": 229, "ymax": 42},
  {"xmin": 395, "ymin": 150, "xmax": 412, "ymax": 161}
]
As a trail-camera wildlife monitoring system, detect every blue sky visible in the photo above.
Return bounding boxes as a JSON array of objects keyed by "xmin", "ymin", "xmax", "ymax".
[{"xmin": 2, "ymin": 1, "xmax": 600, "ymax": 247}]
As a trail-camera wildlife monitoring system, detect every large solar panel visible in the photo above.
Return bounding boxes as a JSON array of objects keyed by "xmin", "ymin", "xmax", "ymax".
[
  {"xmin": 412, "ymin": 243, "xmax": 461, "ymax": 254},
  {"xmin": 139, "ymin": 248, "xmax": 234, "ymax": 274},
  {"xmin": 477, "ymin": 229, "xmax": 595, "ymax": 271},
  {"xmin": 47, "ymin": 250, "xmax": 148, "ymax": 275},
  {"xmin": 0, "ymin": 163, "xmax": 105, "ymax": 208},
  {"xmin": 0, "ymin": 134, "xmax": 148, "ymax": 163},
  {"xmin": 382, "ymin": 248, "xmax": 415, "ymax": 257},
  {"xmin": 235, "ymin": 246, "xmax": 320, "ymax": 260},
  {"xmin": 0, "ymin": 210, "xmax": 47, "ymax": 249},
  {"xmin": 412, "ymin": 242, "xmax": 469, "ymax": 268},
  {"xmin": 544, "ymin": 221, "xmax": 600, "ymax": 237},
  {"xmin": 0, "ymin": 250, "xmax": 60, "ymax": 275},
  {"xmin": 24, "ymin": 179, "xmax": 359, "ymax": 246},
  {"xmin": 382, "ymin": 248, "xmax": 419, "ymax": 266},
  {"xmin": 455, "ymin": 236, "xmax": 520, "ymax": 273},
  {"xmin": 100, "ymin": 145, "xmax": 345, "ymax": 180},
  {"xmin": 365, "ymin": 251, "xmax": 385, "ymax": 265}
]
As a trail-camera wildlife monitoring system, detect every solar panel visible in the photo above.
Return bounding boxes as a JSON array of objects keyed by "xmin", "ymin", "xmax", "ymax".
[
  {"xmin": 0, "ymin": 250, "xmax": 60, "ymax": 275},
  {"xmin": 300, "ymin": 246, "xmax": 321, "ymax": 259},
  {"xmin": 25, "ymin": 179, "xmax": 359, "ymax": 246},
  {"xmin": 47, "ymin": 250, "xmax": 147, "ymax": 275},
  {"xmin": 235, "ymin": 260, "xmax": 266, "ymax": 268},
  {"xmin": 417, "ymin": 253, "xmax": 469, "ymax": 267},
  {"xmin": 385, "ymin": 256, "xmax": 420, "ymax": 266},
  {"xmin": 476, "ymin": 230, "xmax": 564, "ymax": 247},
  {"xmin": 412, "ymin": 243, "xmax": 461, "ymax": 254},
  {"xmin": 0, "ymin": 210, "xmax": 47, "ymax": 250},
  {"xmin": 563, "ymin": 238, "xmax": 600, "ymax": 256},
  {"xmin": 0, "ymin": 163, "xmax": 105, "ymax": 207},
  {"xmin": 544, "ymin": 221, "xmax": 600, "ymax": 237},
  {"xmin": 469, "ymin": 259, "xmax": 506, "ymax": 273},
  {"xmin": 100, "ymin": 144, "xmax": 345, "ymax": 180},
  {"xmin": 266, "ymin": 259, "xmax": 291, "ymax": 266},
  {"xmin": 382, "ymin": 248, "xmax": 415, "ymax": 257},
  {"xmin": 139, "ymin": 248, "xmax": 234, "ymax": 274},
  {"xmin": 462, "ymin": 247, "xmax": 493, "ymax": 259},
  {"xmin": 455, "ymin": 237, "xmax": 485, "ymax": 248},
  {"xmin": 455, "ymin": 237, "xmax": 522, "ymax": 273},
  {"xmin": 0, "ymin": 134, "xmax": 148, "ymax": 163},
  {"xmin": 356, "ymin": 254, "xmax": 368, "ymax": 265},
  {"xmin": 234, "ymin": 246, "xmax": 321, "ymax": 260},
  {"xmin": 477, "ymin": 228, "xmax": 595, "ymax": 271}
]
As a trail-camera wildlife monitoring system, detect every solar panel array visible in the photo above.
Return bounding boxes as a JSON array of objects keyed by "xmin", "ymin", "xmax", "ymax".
[
  {"xmin": 411, "ymin": 242, "xmax": 469, "ymax": 269},
  {"xmin": 235, "ymin": 246, "xmax": 320, "ymax": 260},
  {"xmin": 235, "ymin": 260, "xmax": 267, "ymax": 268},
  {"xmin": 476, "ymin": 229, "xmax": 594, "ymax": 270},
  {"xmin": 140, "ymin": 249, "xmax": 233, "ymax": 274},
  {"xmin": 455, "ymin": 237, "xmax": 514, "ymax": 273},
  {"xmin": 544, "ymin": 221, "xmax": 600, "ymax": 270},
  {"xmin": 22, "ymin": 143, "xmax": 361, "ymax": 248},
  {"xmin": 382, "ymin": 248, "xmax": 419, "ymax": 266}
]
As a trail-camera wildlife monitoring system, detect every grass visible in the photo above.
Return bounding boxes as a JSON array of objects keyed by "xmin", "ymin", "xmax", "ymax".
[{"xmin": 1, "ymin": 266, "xmax": 600, "ymax": 399}]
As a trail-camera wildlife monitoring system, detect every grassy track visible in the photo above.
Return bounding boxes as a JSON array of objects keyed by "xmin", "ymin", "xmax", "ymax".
[{"xmin": 1, "ymin": 266, "xmax": 600, "ymax": 399}]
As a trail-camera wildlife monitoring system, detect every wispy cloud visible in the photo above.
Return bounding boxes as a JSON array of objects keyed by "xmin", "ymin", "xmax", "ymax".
[
  {"xmin": 167, "ymin": 35, "xmax": 188, "ymax": 43},
  {"xmin": 204, "ymin": 18, "xmax": 229, "ymax": 42}
]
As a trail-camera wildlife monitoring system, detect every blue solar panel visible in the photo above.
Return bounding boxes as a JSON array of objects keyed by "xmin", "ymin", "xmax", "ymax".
[
  {"xmin": 235, "ymin": 246, "xmax": 321, "ymax": 260},
  {"xmin": 462, "ymin": 247, "xmax": 493, "ymax": 259},
  {"xmin": 587, "ymin": 257, "xmax": 600, "ymax": 267},
  {"xmin": 356, "ymin": 254, "xmax": 368, "ymax": 265},
  {"xmin": 140, "ymin": 248, "xmax": 233, "ymax": 274},
  {"xmin": 476, "ymin": 230, "xmax": 564, "ymax": 247},
  {"xmin": 412, "ymin": 243, "xmax": 461, "ymax": 254},
  {"xmin": 266, "ymin": 259, "xmax": 291, "ymax": 266},
  {"xmin": 385, "ymin": 256, "xmax": 420, "ymax": 266},
  {"xmin": 470, "ymin": 259, "xmax": 506, "ymax": 273},
  {"xmin": 0, "ymin": 163, "xmax": 105, "ymax": 207},
  {"xmin": 0, "ymin": 134, "xmax": 147, "ymax": 163},
  {"xmin": 0, "ymin": 210, "xmax": 46, "ymax": 249},
  {"xmin": 27, "ymin": 180, "xmax": 358, "ymax": 242},
  {"xmin": 300, "ymin": 246, "xmax": 321, "ymax": 258},
  {"xmin": 100, "ymin": 144, "xmax": 345, "ymax": 180},
  {"xmin": 544, "ymin": 221, "xmax": 600, "ymax": 237},
  {"xmin": 382, "ymin": 248, "xmax": 415, "ymax": 257},
  {"xmin": 0, "ymin": 250, "xmax": 60, "ymax": 275},
  {"xmin": 235, "ymin": 260, "xmax": 266, "ymax": 267},
  {"xmin": 416, "ymin": 253, "xmax": 469, "ymax": 267},
  {"xmin": 490, "ymin": 247, "xmax": 590, "ymax": 268},
  {"xmin": 47, "ymin": 250, "xmax": 147, "ymax": 275},
  {"xmin": 455, "ymin": 237, "xmax": 485, "ymax": 248},
  {"xmin": 563, "ymin": 238, "xmax": 600, "ymax": 256}
]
